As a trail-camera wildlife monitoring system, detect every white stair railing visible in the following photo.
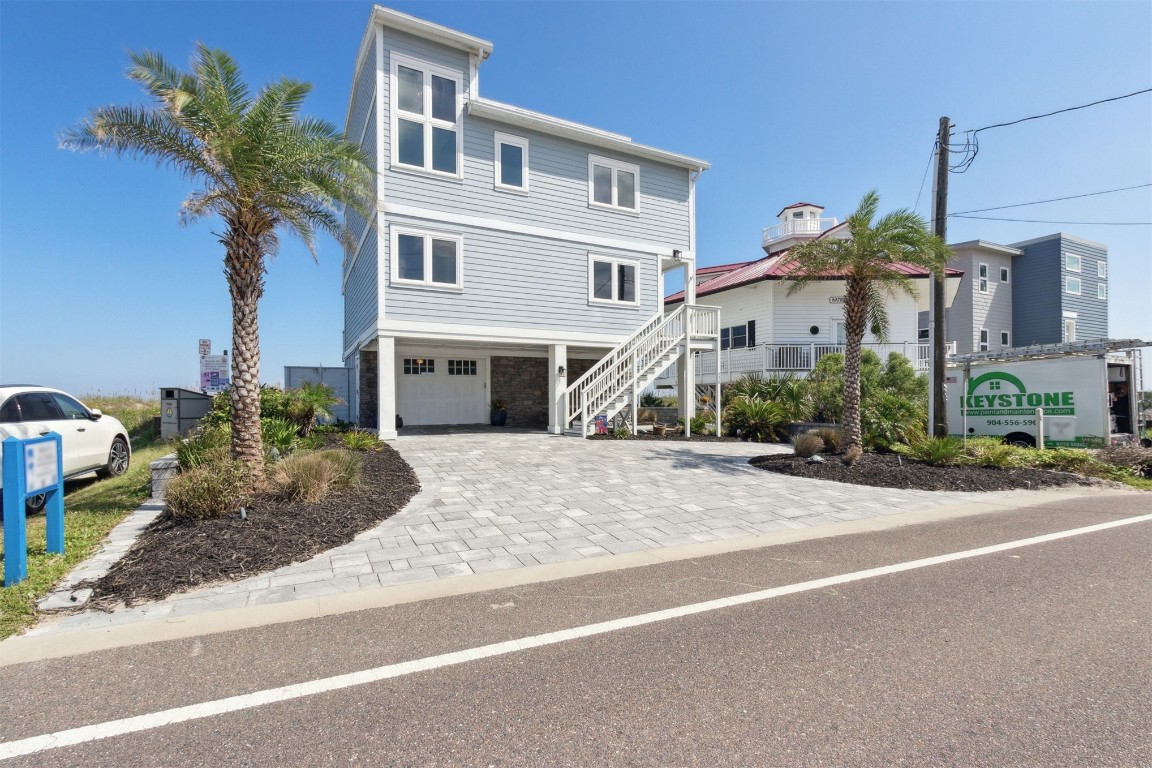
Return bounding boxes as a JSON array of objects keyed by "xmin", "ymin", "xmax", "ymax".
[{"xmin": 564, "ymin": 305, "xmax": 718, "ymax": 435}]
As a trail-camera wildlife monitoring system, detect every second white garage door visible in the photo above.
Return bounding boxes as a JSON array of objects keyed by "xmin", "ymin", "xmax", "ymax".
[{"xmin": 396, "ymin": 355, "xmax": 488, "ymax": 425}]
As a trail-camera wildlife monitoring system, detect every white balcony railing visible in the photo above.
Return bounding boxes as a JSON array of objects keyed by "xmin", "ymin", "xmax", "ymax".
[
  {"xmin": 762, "ymin": 217, "xmax": 839, "ymax": 247},
  {"xmin": 657, "ymin": 341, "xmax": 958, "ymax": 384}
]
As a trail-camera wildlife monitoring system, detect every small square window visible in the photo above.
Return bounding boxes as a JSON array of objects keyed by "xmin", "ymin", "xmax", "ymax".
[
  {"xmin": 1065, "ymin": 252, "xmax": 1081, "ymax": 272},
  {"xmin": 448, "ymin": 360, "xmax": 477, "ymax": 376},
  {"xmin": 403, "ymin": 358, "xmax": 435, "ymax": 375},
  {"xmin": 588, "ymin": 155, "xmax": 639, "ymax": 211},
  {"xmin": 1000, "ymin": 266, "xmax": 1010, "ymax": 283},
  {"xmin": 1098, "ymin": 282, "xmax": 1107, "ymax": 300},
  {"xmin": 1001, "ymin": 331, "xmax": 1010, "ymax": 347},
  {"xmin": 589, "ymin": 255, "xmax": 639, "ymax": 306},
  {"xmin": 1066, "ymin": 276, "xmax": 1081, "ymax": 295},
  {"xmin": 918, "ymin": 328, "xmax": 930, "ymax": 341}
]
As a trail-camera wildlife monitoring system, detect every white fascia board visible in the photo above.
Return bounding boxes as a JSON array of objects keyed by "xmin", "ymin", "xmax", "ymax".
[
  {"xmin": 1008, "ymin": 232, "xmax": 1107, "ymax": 250},
  {"xmin": 468, "ymin": 98, "xmax": 710, "ymax": 171},
  {"xmin": 948, "ymin": 240, "xmax": 1022, "ymax": 257},
  {"xmin": 376, "ymin": 319, "xmax": 626, "ymax": 348},
  {"xmin": 372, "ymin": 6, "xmax": 493, "ymax": 59}
]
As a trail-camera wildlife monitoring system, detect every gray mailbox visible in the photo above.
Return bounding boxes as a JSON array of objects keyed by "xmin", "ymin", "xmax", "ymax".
[{"xmin": 160, "ymin": 387, "xmax": 214, "ymax": 439}]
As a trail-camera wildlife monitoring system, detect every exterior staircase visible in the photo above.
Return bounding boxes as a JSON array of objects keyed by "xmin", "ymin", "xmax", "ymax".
[{"xmin": 564, "ymin": 304, "xmax": 719, "ymax": 436}]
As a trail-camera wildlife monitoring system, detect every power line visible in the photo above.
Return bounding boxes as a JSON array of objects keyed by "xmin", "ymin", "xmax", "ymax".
[
  {"xmin": 951, "ymin": 183, "xmax": 1152, "ymax": 215},
  {"xmin": 913, "ymin": 140, "xmax": 937, "ymax": 215},
  {"xmin": 948, "ymin": 87, "xmax": 1152, "ymax": 174},
  {"xmin": 950, "ymin": 214, "xmax": 1151, "ymax": 225}
]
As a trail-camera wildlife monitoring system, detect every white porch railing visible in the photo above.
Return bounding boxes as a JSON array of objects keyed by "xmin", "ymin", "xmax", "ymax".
[
  {"xmin": 761, "ymin": 218, "xmax": 839, "ymax": 247},
  {"xmin": 659, "ymin": 341, "xmax": 956, "ymax": 383}
]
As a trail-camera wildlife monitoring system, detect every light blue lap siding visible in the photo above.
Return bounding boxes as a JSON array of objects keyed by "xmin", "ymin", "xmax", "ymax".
[
  {"xmin": 344, "ymin": 233, "xmax": 378, "ymax": 348},
  {"xmin": 383, "ymin": 220, "xmax": 657, "ymax": 336}
]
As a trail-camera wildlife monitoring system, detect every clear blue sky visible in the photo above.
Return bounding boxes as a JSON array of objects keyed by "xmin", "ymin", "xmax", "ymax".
[{"xmin": 2, "ymin": 1, "xmax": 1150, "ymax": 397}]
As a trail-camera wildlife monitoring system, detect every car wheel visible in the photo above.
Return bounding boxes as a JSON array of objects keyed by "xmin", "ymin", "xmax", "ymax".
[
  {"xmin": 1003, "ymin": 432, "xmax": 1036, "ymax": 448},
  {"xmin": 26, "ymin": 493, "xmax": 47, "ymax": 514},
  {"xmin": 96, "ymin": 437, "xmax": 130, "ymax": 478}
]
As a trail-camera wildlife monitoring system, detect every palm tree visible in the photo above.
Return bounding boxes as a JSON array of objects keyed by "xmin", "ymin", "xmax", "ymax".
[
  {"xmin": 783, "ymin": 191, "xmax": 948, "ymax": 450},
  {"xmin": 63, "ymin": 45, "xmax": 373, "ymax": 483}
]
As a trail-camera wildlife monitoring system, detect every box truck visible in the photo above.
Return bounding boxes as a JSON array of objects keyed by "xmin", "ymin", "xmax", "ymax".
[{"xmin": 945, "ymin": 340, "xmax": 1146, "ymax": 448}]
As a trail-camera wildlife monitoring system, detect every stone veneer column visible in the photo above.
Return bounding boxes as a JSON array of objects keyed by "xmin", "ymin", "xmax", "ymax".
[{"xmin": 358, "ymin": 350, "xmax": 378, "ymax": 429}]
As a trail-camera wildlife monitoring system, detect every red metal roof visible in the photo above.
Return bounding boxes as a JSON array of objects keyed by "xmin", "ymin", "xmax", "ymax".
[
  {"xmin": 665, "ymin": 252, "xmax": 962, "ymax": 304},
  {"xmin": 775, "ymin": 201, "xmax": 825, "ymax": 217}
]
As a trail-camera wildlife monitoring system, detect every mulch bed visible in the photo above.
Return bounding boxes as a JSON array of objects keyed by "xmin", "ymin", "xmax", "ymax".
[
  {"xmin": 86, "ymin": 440, "xmax": 420, "ymax": 607},
  {"xmin": 749, "ymin": 451, "xmax": 1107, "ymax": 492}
]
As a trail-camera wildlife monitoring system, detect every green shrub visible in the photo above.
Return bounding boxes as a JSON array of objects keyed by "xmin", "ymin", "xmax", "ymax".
[
  {"xmin": 175, "ymin": 423, "xmax": 232, "ymax": 470},
  {"xmin": 613, "ymin": 424, "xmax": 632, "ymax": 439},
  {"xmin": 893, "ymin": 435, "xmax": 966, "ymax": 466},
  {"xmin": 1032, "ymin": 447, "xmax": 1097, "ymax": 473},
  {"xmin": 341, "ymin": 429, "xmax": 383, "ymax": 451},
  {"xmin": 791, "ymin": 432, "xmax": 824, "ymax": 458},
  {"xmin": 723, "ymin": 373, "xmax": 812, "ymax": 423},
  {"xmin": 297, "ymin": 432, "xmax": 327, "ymax": 450},
  {"xmin": 268, "ymin": 449, "xmax": 361, "ymax": 503},
  {"xmin": 261, "ymin": 417, "xmax": 299, "ymax": 456},
  {"xmin": 811, "ymin": 426, "xmax": 842, "ymax": 453},
  {"xmin": 726, "ymin": 397, "xmax": 787, "ymax": 442},
  {"xmin": 861, "ymin": 391, "xmax": 926, "ymax": 450},
  {"xmin": 283, "ymin": 382, "xmax": 342, "ymax": 436},
  {"xmin": 165, "ymin": 460, "xmax": 251, "ymax": 519},
  {"xmin": 963, "ymin": 437, "xmax": 1024, "ymax": 468}
]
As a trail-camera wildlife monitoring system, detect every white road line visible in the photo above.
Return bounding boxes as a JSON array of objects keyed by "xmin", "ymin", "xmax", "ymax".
[{"xmin": 3, "ymin": 512, "xmax": 1149, "ymax": 761}]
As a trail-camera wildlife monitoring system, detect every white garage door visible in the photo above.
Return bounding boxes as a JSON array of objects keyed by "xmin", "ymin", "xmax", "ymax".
[{"xmin": 396, "ymin": 356, "xmax": 487, "ymax": 425}]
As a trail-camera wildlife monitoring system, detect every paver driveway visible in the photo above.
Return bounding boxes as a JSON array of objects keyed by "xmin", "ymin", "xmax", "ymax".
[{"xmin": 30, "ymin": 430, "xmax": 1021, "ymax": 635}]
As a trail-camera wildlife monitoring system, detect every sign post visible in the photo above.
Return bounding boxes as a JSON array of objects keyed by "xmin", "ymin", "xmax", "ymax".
[{"xmin": 3, "ymin": 434, "xmax": 65, "ymax": 587}]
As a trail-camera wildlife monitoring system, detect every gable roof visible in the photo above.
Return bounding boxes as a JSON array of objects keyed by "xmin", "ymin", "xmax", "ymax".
[{"xmin": 665, "ymin": 251, "xmax": 963, "ymax": 304}]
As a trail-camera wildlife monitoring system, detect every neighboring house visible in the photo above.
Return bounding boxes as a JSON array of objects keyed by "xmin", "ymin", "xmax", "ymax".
[
  {"xmin": 663, "ymin": 202, "xmax": 962, "ymax": 383},
  {"xmin": 936, "ymin": 233, "xmax": 1109, "ymax": 353},
  {"xmin": 342, "ymin": 6, "xmax": 715, "ymax": 438}
]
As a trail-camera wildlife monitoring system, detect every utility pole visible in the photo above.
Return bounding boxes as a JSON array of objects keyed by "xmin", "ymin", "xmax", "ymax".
[{"xmin": 930, "ymin": 116, "xmax": 950, "ymax": 437}]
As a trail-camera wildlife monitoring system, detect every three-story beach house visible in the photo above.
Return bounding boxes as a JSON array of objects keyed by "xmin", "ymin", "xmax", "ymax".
[{"xmin": 341, "ymin": 7, "xmax": 716, "ymax": 437}]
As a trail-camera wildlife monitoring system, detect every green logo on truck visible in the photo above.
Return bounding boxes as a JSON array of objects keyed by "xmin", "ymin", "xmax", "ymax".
[{"xmin": 963, "ymin": 372, "xmax": 1075, "ymax": 416}]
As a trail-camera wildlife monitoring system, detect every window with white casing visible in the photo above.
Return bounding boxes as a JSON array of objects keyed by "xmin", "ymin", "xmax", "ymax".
[
  {"xmin": 588, "ymin": 255, "xmax": 638, "ymax": 306},
  {"xmin": 1097, "ymin": 260, "xmax": 1107, "ymax": 278},
  {"xmin": 494, "ymin": 132, "xmax": 528, "ymax": 192},
  {"xmin": 1000, "ymin": 266, "xmax": 1010, "ymax": 283},
  {"xmin": 1064, "ymin": 318, "xmax": 1076, "ymax": 343},
  {"xmin": 1065, "ymin": 252, "xmax": 1081, "ymax": 272},
  {"xmin": 1098, "ymin": 282, "xmax": 1107, "ymax": 300},
  {"xmin": 392, "ymin": 55, "xmax": 461, "ymax": 176},
  {"xmin": 588, "ymin": 155, "xmax": 639, "ymax": 211},
  {"xmin": 978, "ymin": 263, "xmax": 989, "ymax": 293},
  {"xmin": 1066, "ymin": 275, "xmax": 1081, "ymax": 295},
  {"xmin": 720, "ymin": 324, "xmax": 750, "ymax": 351},
  {"xmin": 392, "ymin": 228, "xmax": 463, "ymax": 290},
  {"xmin": 1001, "ymin": 331, "xmax": 1010, "ymax": 347},
  {"xmin": 979, "ymin": 329, "xmax": 989, "ymax": 352}
]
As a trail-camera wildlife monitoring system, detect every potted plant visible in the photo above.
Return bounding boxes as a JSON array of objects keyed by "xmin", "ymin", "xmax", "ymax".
[
  {"xmin": 639, "ymin": 407, "xmax": 666, "ymax": 436},
  {"xmin": 490, "ymin": 398, "xmax": 508, "ymax": 427}
]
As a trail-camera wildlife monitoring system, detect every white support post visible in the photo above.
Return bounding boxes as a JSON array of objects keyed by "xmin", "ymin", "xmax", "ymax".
[
  {"xmin": 548, "ymin": 343, "xmax": 567, "ymax": 435},
  {"xmin": 631, "ymin": 353, "xmax": 639, "ymax": 435},
  {"xmin": 684, "ymin": 349, "xmax": 696, "ymax": 437},
  {"xmin": 377, "ymin": 335, "xmax": 398, "ymax": 440},
  {"xmin": 715, "ymin": 335, "xmax": 722, "ymax": 436}
]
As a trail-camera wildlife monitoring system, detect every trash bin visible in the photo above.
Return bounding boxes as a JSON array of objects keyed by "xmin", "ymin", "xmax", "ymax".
[{"xmin": 160, "ymin": 387, "xmax": 213, "ymax": 439}]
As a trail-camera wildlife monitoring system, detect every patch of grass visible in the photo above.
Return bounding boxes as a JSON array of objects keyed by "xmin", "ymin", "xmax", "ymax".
[
  {"xmin": 790, "ymin": 432, "xmax": 824, "ymax": 458},
  {"xmin": 341, "ymin": 429, "xmax": 383, "ymax": 451},
  {"xmin": 893, "ymin": 435, "xmax": 966, "ymax": 466},
  {"xmin": 268, "ymin": 450, "xmax": 361, "ymax": 503},
  {"xmin": 81, "ymin": 395, "xmax": 161, "ymax": 448},
  {"xmin": 0, "ymin": 443, "xmax": 169, "ymax": 639}
]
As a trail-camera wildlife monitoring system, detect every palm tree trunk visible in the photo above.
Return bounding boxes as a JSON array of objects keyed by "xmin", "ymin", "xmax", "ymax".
[
  {"xmin": 224, "ymin": 224, "xmax": 266, "ymax": 484},
  {"xmin": 842, "ymin": 277, "xmax": 869, "ymax": 449}
]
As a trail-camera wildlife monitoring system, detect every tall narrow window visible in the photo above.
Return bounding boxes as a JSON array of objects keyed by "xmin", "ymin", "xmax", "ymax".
[
  {"xmin": 1064, "ymin": 319, "xmax": 1076, "ymax": 342},
  {"xmin": 979, "ymin": 329, "xmax": 989, "ymax": 352},
  {"xmin": 1098, "ymin": 282, "xmax": 1107, "ymax": 300},
  {"xmin": 494, "ymin": 133, "xmax": 528, "ymax": 191},
  {"xmin": 1001, "ymin": 331, "xmax": 1010, "ymax": 347},
  {"xmin": 588, "ymin": 155, "xmax": 639, "ymax": 211},
  {"xmin": 589, "ymin": 255, "xmax": 639, "ymax": 306},
  {"xmin": 1097, "ymin": 260, "xmax": 1107, "ymax": 278},
  {"xmin": 978, "ymin": 263, "xmax": 989, "ymax": 293},
  {"xmin": 392, "ymin": 56, "xmax": 460, "ymax": 176},
  {"xmin": 1000, "ymin": 266, "xmax": 1010, "ymax": 283}
]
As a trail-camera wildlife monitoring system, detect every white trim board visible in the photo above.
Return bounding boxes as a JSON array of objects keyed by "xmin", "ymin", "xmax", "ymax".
[
  {"xmin": 378, "ymin": 319, "xmax": 627, "ymax": 347},
  {"xmin": 381, "ymin": 203, "xmax": 692, "ymax": 259}
]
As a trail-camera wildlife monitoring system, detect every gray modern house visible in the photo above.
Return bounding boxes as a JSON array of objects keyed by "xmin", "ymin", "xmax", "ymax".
[
  {"xmin": 341, "ymin": 6, "xmax": 716, "ymax": 438},
  {"xmin": 940, "ymin": 232, "xmax": 1108, "ymax": 354}
]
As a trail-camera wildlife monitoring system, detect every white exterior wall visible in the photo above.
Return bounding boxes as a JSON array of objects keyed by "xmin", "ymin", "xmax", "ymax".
[{"xmin": 771, "ymin": 281, "xmax": 922, "ymax": 345}]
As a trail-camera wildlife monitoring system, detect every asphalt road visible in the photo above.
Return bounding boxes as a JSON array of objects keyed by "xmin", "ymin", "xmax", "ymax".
[{"xmin": 1, "ymin": 494, "xmax": 1149, "ymax": 767}]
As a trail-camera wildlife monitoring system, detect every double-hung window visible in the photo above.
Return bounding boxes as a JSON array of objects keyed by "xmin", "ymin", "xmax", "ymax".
[
  {"xmin": 1098, "ymin": 282, "xmax": 1107, "ymax": 300},
  {"xmin": 978, "ymin": 263, "xmax": 989, "ymax": 293},
  {"xmin": 494, "ymin": 132, "xmax": 528, "ymax": 192},
  {"xmin": 588, "ymin": 155, "xmax": 638, "ymax": 211},
  {"xmin": 589, "ymin": 255, "xmax": 638, "ymax": 306},
  {"xmin": 392, "ymin": 56, "xmax": 461, "ymax": 176},
  {"xmin": 392, "ymin": 228, "xmax": 463, "ymax": 289},
  {"xmin": 720, "ymin": 322, "xmax": 754, "ymax": 351},
  {"xmin": 979, "ymin": 329, "xmax": 989, "ymax": 352}
]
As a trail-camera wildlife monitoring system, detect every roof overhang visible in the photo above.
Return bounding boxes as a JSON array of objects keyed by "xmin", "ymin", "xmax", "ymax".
[
  {"xmin": 372, "ymin": 6, "xmax": 493, "ymax": 60},
  {"xmin": 948, "ymin": 239, "xmax": 1022, "ymax": 257},
  {"xmin": 468, "ymin": 98, "xmax": 710, "ymax": 171}
]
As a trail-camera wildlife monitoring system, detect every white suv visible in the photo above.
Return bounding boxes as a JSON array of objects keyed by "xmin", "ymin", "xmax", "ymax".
[{"xmin": 0, "ymin": 386, "xmax": 132, "ymax": 508}]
